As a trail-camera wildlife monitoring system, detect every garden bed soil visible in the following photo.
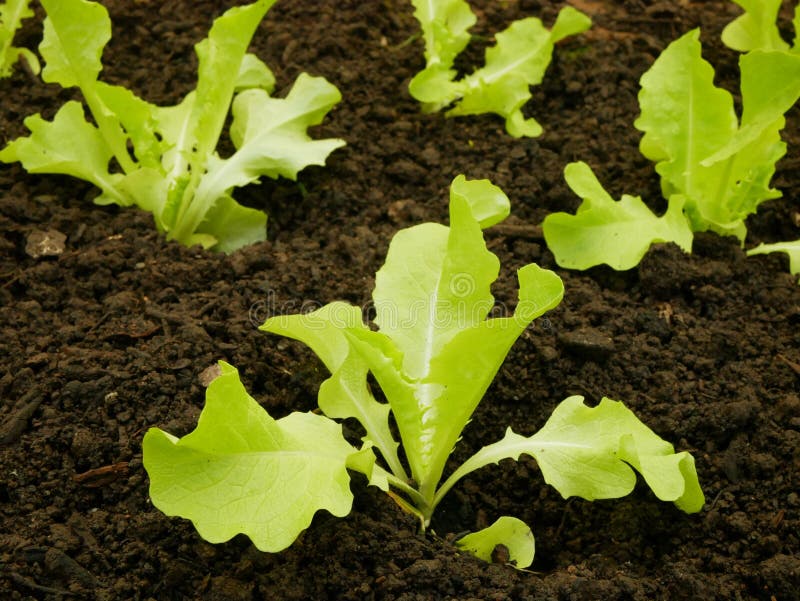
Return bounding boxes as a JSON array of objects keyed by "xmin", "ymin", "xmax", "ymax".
[{"xmin": 2, "ymin": 0, "xmax": 800, "ymax": 599}]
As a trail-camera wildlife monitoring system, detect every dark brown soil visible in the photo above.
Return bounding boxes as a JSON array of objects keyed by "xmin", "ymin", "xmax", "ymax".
[{"xmin": 2, "ymin": 1, "xmax": 799, "ymax": 599}]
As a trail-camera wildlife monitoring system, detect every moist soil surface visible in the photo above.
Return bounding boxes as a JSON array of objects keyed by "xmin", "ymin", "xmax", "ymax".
[{"xmin": 2, "ymin": 1, "xmax": 800, "ymax": 599}]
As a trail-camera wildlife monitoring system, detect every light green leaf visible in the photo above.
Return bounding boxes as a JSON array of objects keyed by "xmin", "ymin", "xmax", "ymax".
[
  {"xmin": 114, "ymin": 168, "xmax": 169, "ymax": 216},
  {"xmin": 747, "ymin": 239, "xmax": 800, "ymax": 276},
  {"xmin": 409, "ymin": 66, "xmax": 464, "ymax": 106},
  {"xmin": 348, "ymin": 263, "xmax": 562, "ymax": 497},
  {"xmin": 342, "ymin": 328, "xmax": 423, "ymax": 479},
  {"xmin": 407, "ymin": 0, "xmax": 474, "ymax": 108},
  {"xmin": 261, "ymin": 301, "xmax": 366, "ymax": 373},
  {"xmin": 0, "ymin": 102, "xmax": 124, "ymax": 203},
  {"xmin": 794, "ymin": 4, "xmax": 800, "ymax": 50},
  {"xmin": 143, "ymin": 362, "xmax": 369, "ymax": 553},
  {"xmin": 409, "ymin": 0, "xmax": 475, "ymax": 70},
  {"xmin": 227, "ymin": 73, "xmax": 346, "ymax": 182},
  {"xmin": 438, "ymin": 396, "xmax": 705, "ymax": 514},
  {"xmin": 14, "ymin": 46, "xmax": 39, "ymax": 75},
  {"xmin": 149, "ymin": 92, "xmax": 195, "ymax": 180},
  {"xmin": 235, "ymin": 53, "xmax": 276, "ymax": 92},
  {"xmin": 192, "ymin": 194, "xmax": 267, "ymax": 252},
  {"xmin": 40, "ymin": 0, "xmax": 135, "ymax": 174},
  {"xmin": 95, "ymin": 82, "xmax": 163, "ymax": 168},
  {"xmin": 188, "ymin": 0, "xmax": 276, "ymax": 166},
  {"xmin": 373, "ymin": 190, "xmax": 499, "ymax": 379},
  {"xmin": 448, "ymin": 7, "xmax": 591, "ymax": 137},
  {"xmin": 177, "ymin": 74, "xmax": 344, "ymax": 241},
  {"xmin": 542, "ymin": 161, "xmax": 693, "ymax": 270},
  {"xmin": 696, "ymin": 50, "xmax": 800, "ymax": 231},
  {"xmin": 0, "ymin": 0, "xmax": 38, "ymax": 77},
  {"xmin": 721, "ymin": 0, "xmax": 789, "ymax": 52},
  {"xmin": 455, "ymin": 516, "xmax": 535, "ymax": 568},
  {"xmin": 635, "ymin": 30, "xmax": 738, "ymax": 209},
  {"xmin": 260, "ymin": 303, "xmax": 403, "ymax": 478},
  {"xmin": 702, "ymin": 50, "xmax": 800, "ymax": 165},
  {"xmin": 450, "ymin": 175, "xmax": 511, "ymax": 230},
  {"xmin": 39, "ymin": 0, "xmax": 109, "ymax": 88},
  {"xmin": 740, "ymin": 50, "xmax": 800, "ymax": 125},
  {"xmin": 414, "ymin": 264, "xmax": 563, "ymax": 494}
]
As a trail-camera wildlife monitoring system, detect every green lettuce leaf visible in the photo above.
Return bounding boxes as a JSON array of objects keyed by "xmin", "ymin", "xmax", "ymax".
[
  {"xmin": 143, "ymin": 362, "xmax": 372, "ymax": 553},
  {"xmin": 39, "ymin": 0, "xmax": 135, "ymax": 173},
  {"xmin": 455, "ymin": 516, "xmax": 535, "ymax": 568},
  {"xmin": 436, "ymin": 396, "xmax": 705, "ymax": 514},
  {"xmin": 0, "ymin": 102, "xmax": 125, "ymax": 204},
  {"xmin": 260, "ymin": 302, "xmax": 405, "ymax": 480},
  {"xmin": 635, "ymin": 29, "xmax": 742, "ymax": 235},
  {"xmin": 409, "ymin": 2, "xmax": 590, "ymax": 137},
  {"xmin": 235, "ymin": 53, "xmax": 276, "ymax": 92},
  {"xmin": 721, "ymin": 0, "xmax": 791, "ymax": 52},
  {"xmin": 172, "ymin": 73, "xmax": 345, "ymax": 244},
  {"xmin": 371, "ymin": 189, "xmax": 501, "ymax": 379},
  {"xmin": 0, "ymin": 0, "xmax": 39, "ymax": 77},
  {"xmin": 542, "ymin": 161, "xmax": 693, "ymax": 270},
  {"xmin": 747, "ymin": 240, "xmax": 800, "ymax": 278},
  {"xmin": 408, "ymin": 0, "xmax": 475, "ymax": 106},
  {"xmin": 448, "ymin": 8, "xmax": 592, "ymax": 138}
]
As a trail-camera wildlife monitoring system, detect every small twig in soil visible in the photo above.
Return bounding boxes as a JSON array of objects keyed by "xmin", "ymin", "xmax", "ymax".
[
  {"xmin": 85, "ymin": 311, "xmax": 112, "ymax": 336},
  {"xmin": 144, "ymin": 306, "xmax": 174, "ymax": 338},
  {"xmin": 144, "ymin": 306, "xmax": 186, "ymax": 324},
  {"xmin": 707, "ymin": 489, "xmax": 725, "ymax": 512},
  {"xmin": 0, "ymin": 270, "xmax": 21, "ymax": 289},
  {"xmin": 777, "ymin": 354, "xmax": 800, "ymax": 376},
  {"xmin": 7, "ymin": 571, "xmax": 77, "ymax": 596},
  {"xmin": 554, "ymin": 498, "xmax": 574, "ymax": 542},
  {"xmin": 0, "ymin": 390, "xmax": 44, "ymax": 445},
  {"xmin": 73, "ymin": 462, "xmax": 130, "ymax": 488}
]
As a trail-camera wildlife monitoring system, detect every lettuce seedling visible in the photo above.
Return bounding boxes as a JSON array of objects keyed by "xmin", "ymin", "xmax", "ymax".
[
  {"xmin": 542, "ymin": 29, "xmax": 800, "ymax": 270},
  {"xmin": 408, "ymin": 0, "xmax": 591, "ymax": 137},
  {"xmin": 722, "ymin": 0, "xmax": 800, "ymax": 52},
  {"xmin": 0, "ymin": 0, "xmax": 344, "ymax": 252},
  {"xmin": 143, "ymin": 176, "xmax": 704, "ymax": 567},
  {"xmin": 720, "ymin": 2, "xmax": 800, "ymax": 281},
  {"xmin": 0, "ymin": 0, "xmax": 40, "ymax": 77}
]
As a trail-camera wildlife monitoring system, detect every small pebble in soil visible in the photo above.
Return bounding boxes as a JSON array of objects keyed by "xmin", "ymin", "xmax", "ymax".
[
  {"xmin": 25, "ymin": 228, "xmax": 66, "ymax": 258},
  {"xmin": 558, "ymin": 328, "xmax": 615, "ymax": 361}
]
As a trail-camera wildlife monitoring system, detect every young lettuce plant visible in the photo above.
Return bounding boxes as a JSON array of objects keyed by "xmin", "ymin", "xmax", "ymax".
[
  {"xmin": 542, "ymin": 29, "xmax": 800, "ymax": 270},
  {"xmin": 722, "ymin": 0, "xmax": 800, "ymax": 52},
  {"xmin": 408, "ymin": 0, "xmax": 591, "ymax": 137},
  {"xmin": 143, "ymin": 177, "xmax": 704, "ymax": 567},
  {"xmin": 0, "ymin": 0, "xmax": 40, "ymax": 77},
  {"xmin": 0, "ymin": 0, "xmax": 344, "ymax": 252},
  {"xmin": 721, "ymin": 2, "xmax": 800, "ymax": 281}
]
